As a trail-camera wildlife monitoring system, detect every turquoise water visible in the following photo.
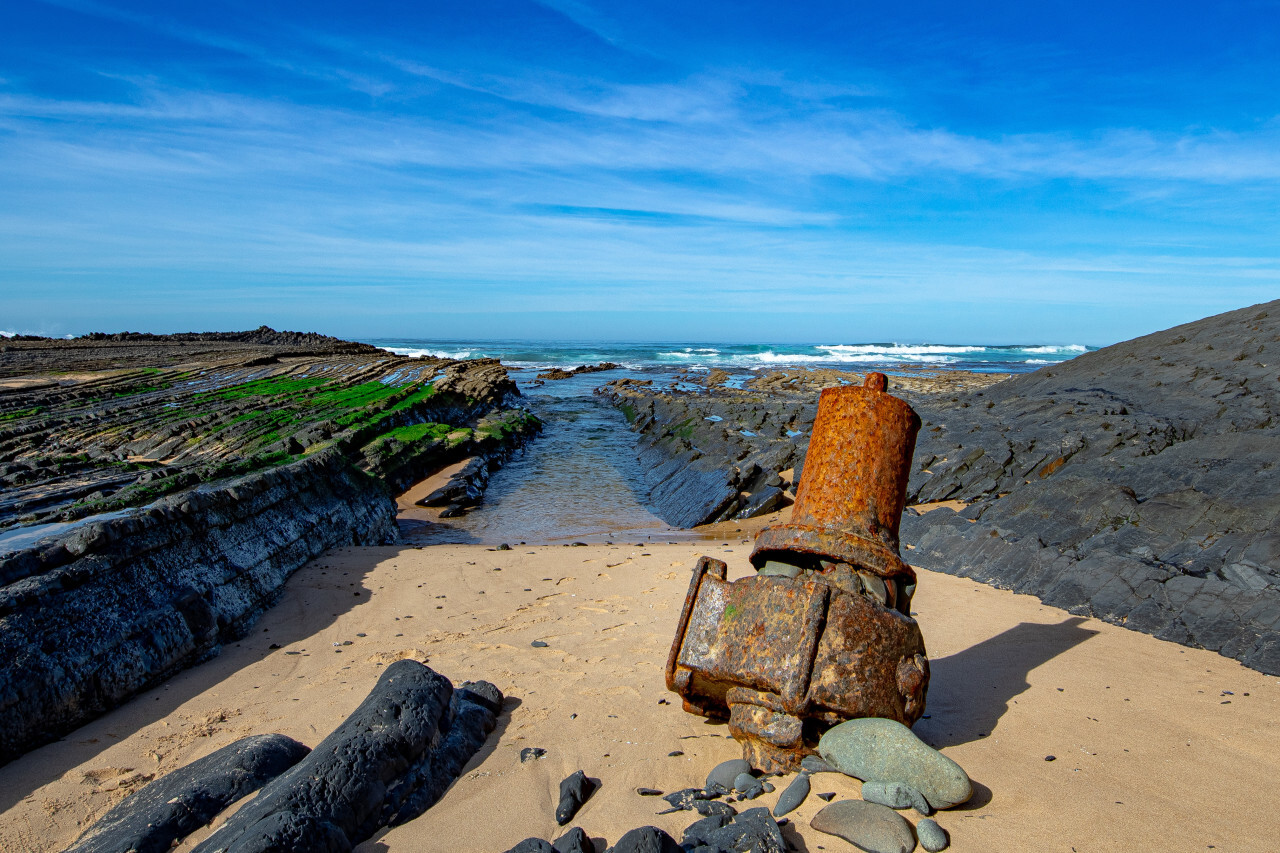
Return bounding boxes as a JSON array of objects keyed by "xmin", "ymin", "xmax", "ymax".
[{"xmin": 362, "ymin": 339, "xmax": 1090, "ymax": 374}]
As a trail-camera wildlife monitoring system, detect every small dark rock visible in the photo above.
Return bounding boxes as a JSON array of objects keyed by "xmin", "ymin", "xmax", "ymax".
[
  {"xmin": 817, "ymin": 792, "xmax": 836, "ymax": 802},
  {"xmin": 520, "ymin": 747, "xmax": 547, "ymax": 763},
  {"xmin": 505, "ymin": 839, "xmax": 554, "ymax": 853},
  {"xmin": 531, "ymin": 640, "xmax": 549, "ymax": 648},
  {"xmin": 637, "ymin": 787, "xmax": 664, "ymax": 796},
  {"xmin": 556, "ymin": 770, "xmax": 596, "ymax": 825},
  {"xmin": 681, "ymin": 813, "xmax": 734, "ymax": 847}
]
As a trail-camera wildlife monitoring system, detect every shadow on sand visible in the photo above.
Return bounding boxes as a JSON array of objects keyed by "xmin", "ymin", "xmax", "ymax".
[
  {"xmin": 0, "ymin": 542, "xmax": 446, "ymax": 813},
  {"xmin": 913, "ymin": 617, "xmax": 1098, "ymax": 751}
]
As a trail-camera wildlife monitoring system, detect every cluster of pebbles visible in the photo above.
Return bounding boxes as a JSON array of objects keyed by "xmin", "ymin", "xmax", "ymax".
[{"xmin": 506, "ymin": 717, "xmax": 971, "ymax": 853}]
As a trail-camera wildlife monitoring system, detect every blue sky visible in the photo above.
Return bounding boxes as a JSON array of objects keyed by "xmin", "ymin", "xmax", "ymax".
[{"xmin": 2, "ymin": 1, "xmax": 1278, "ymax": 344}]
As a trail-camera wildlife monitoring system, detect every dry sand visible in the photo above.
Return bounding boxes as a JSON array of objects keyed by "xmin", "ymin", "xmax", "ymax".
[{"xmin": 1, "ymin": 537, "xmax": 1276, "ymax": 852}]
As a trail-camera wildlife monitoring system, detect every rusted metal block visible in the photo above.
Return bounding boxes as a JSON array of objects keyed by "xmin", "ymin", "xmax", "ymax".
[
  {"xmin": 666, "ymin": 373, "xmax": 929, "ymax": 772},
  {"xmin": 666, "ymin": 557, "xmax": 928, "ymax": 771}
]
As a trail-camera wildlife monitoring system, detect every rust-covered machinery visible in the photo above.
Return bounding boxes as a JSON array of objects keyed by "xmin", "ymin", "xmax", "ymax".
[{"xmin": 665, "ymin": 373, "xmax": 929, "ymax": 772}]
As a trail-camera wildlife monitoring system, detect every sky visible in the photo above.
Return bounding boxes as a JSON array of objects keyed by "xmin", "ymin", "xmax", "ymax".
[{"xmin": 1, "ymin": 1, "xmax": 1278, "ymax": 344}]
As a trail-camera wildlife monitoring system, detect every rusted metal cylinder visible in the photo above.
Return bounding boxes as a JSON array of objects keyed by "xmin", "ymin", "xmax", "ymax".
[{"xmin": 750, "ymin": 372, "xmax": 921, "ymax": 580}]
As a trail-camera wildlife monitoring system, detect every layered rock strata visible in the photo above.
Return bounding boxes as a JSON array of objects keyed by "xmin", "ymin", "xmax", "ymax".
[
  {"xmin": 601, "ymin": 303, "xmax": 1280, "ymax": 675},
  {"xmin": 0, "ymin": 332, "xmax": 538, "ymax": 762},
  {"xmin": 901, "ymin": 300, "xmax": 1280, "ymax": 675},
  {"xmin": 596, "ymin": 369, "xmax": 1003, "ymax": 528},
  {"xmin": 0, "ymin": 449, "xmax": 397, "ymax": 763}
]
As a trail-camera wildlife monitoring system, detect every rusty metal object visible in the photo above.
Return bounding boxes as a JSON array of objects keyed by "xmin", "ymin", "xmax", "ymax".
[
  {"xmin": 751, "ymin": 371, "xmax": 921, "ymax": 585},
  {"xmin": 666, "ymin": 373, "xmax": 929, "ymax": 772}
]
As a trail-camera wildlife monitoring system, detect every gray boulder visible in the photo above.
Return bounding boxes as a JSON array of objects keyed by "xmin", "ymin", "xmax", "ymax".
[
  {"xmin": 818, "ymin": 717, "xmax": 971, "ymax": 810},
  {"xmin": 810, "ymin": 800, "xmax": 916, "ymax": 853}
]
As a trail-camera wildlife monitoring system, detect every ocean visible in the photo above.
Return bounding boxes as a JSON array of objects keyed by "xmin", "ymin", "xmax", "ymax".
[
  {"xmin": 365, "ymin": 338, "xmax": 1092, "ymax": 545},
  {"xmin": 362, "ymin": 339, "xmax": 1091, "ymax": 374}
]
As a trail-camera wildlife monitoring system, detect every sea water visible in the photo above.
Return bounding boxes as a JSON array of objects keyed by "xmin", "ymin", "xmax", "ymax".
[
  {"xmin": 365, "ymin": 339, "xmax": 1091, "ymax": 373},
  {"xmin": 365, "ymin": 339, "xmax": 1091, "ymax": 544}
]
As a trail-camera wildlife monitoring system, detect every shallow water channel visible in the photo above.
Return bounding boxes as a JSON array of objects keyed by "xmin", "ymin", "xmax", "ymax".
[{"xmin": 401, "ymin": 370, "xmax": 704, "ymax": 545}]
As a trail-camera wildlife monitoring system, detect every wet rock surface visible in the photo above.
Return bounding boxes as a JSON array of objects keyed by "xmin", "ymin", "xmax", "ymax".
[
  {"xmin": 64, "ymin": 733, "xmax": 310, "ymax": 853},
  {"xmin": 191, "ymin": 660, "xmax": 502, "ymax": 853},
  {"xmin": 900, "ymin": 300, "xmax": 1280, "ymax": 674}
]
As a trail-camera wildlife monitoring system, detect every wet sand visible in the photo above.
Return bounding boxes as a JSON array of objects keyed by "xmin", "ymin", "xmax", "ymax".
[{"xmin": 1, "ymin": 535, "xmax": 1276, "ymax": 852}]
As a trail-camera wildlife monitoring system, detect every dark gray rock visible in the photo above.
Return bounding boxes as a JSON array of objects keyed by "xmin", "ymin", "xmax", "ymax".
[
  {"xmin": 810, "ymin": 800, "xmax": 916, "ymax": 853},
  {"xmin": 916, "ymin": 818, "xmax": 949, "ymax": 852},
  {"xmin": 505, "ymin": 840, "xmax": 555, "ymax": 853},
  {"xmin": 556, "ymin": 770, "xmax": 596, "ymax": 825},
  {"xmin": 684, "ymin": 806, "xmax": 787, "ymax": 853},
  {"xmin": 607, "ymin": 826, "xmax": 682, "ymax": 853},
  {"xmin": 553, "ymin": 826, "xmax": 593, "ymax": 853},
  {"xmin": 681, "ymin": 813, "xmax": 734, "ymax": 847},
  {"xmin": 818, "ymin": 718, "xmax": 971, "ymax": 810},
  {"xmin": 190, "ymin": 660, "xmax": 502, "ymax": 852},
  {"xmin": 64, "ymin": 734, "xmax": 309, "ymax": 853},
  {"xmin": 596, "ymin": 385, "xmax": 807, "ymax": 527},
  {"xmin": 691, "ymin": 800, "xmax": 739, "ymax": 818},
  {"xmin": 901, "ymin": 300, "xmax": 1280, "ymax": 675},
  {"xmin": 732, "ymin": 771, "xmax": 764, "ymax": 799},
  {"xmin": 521, "ymin": 747, "xmax": 547, "ymax": 762},
  {"xmin": 772, "ymin": 772, "xmax": 810, "ymax": 817}
]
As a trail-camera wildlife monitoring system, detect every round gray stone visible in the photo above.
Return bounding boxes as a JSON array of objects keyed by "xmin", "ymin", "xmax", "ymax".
[
  {"xmin": 916, "ymin": 818, "xmax": 949, "ymax": 852},
  {"xmin": 810, "ymin": 800, "xmax": 916, "ymax": 853},
  {"xmin": 706, "ymin": 758, "xmax": 753, "ymax": 790},
  {"xmin": 818, "ymin": 718, "xmax": 972, "ymax": 809}
]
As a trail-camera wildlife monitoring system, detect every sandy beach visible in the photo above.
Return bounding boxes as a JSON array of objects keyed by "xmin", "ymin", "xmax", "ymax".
[{"xmin": 2, "ymin": 531, "xmax": 1275, "ymax": 852}]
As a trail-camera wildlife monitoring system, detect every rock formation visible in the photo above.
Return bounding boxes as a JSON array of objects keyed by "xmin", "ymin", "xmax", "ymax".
[
  {"xmin": 0, "ymin": 331, "xmax": 538, "ymax": 763},
  {"xmin": 901, "ymin": 300, "xmax": 1280, "ymax": 675}
]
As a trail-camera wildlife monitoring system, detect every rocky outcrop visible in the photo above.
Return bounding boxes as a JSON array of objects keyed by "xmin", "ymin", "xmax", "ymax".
[
  {"xmin": 0, "ymin": 326, "xmax": 383, "ymax": 377},
  {"xmin": 0, "ymin": 334, "xmax": 536, "ymax": 763},
  {"xmin": 597, "ymin": 385, "xmax": 809, "ymax": 528},
  {"xmin": 536, "ymin": 362, "xmax": 622, "ymax": 380},
  {"xmin": 597, "ymin": 370, "xmax": 1003, "ymax": 528},
  {"xmin": 901, "ymin": 300, "xmax": 1280, "ymax": 675},
  {"xmin": 191, "ymin": 661, "xmax": 502, "ymax": 853},
  {"xmin": 0, "ymin": 449, "xmax": 397, "ymax": 763},
  {"xmin": 65, "ymin": 734, "xmax": 310, "ymax": 853}
]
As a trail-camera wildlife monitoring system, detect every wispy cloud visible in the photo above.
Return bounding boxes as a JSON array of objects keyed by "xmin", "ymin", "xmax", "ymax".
[{"xmin": 4, "ymin": 1, "xmax": 1278, "ymax": 340}]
